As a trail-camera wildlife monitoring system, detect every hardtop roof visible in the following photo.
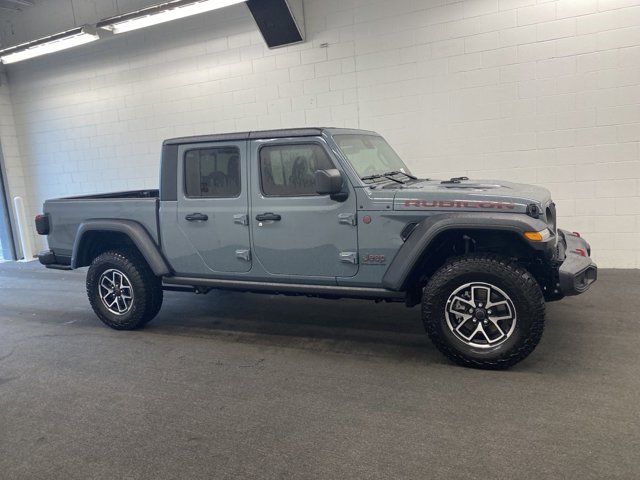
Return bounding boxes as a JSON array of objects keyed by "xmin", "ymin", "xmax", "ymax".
[{"xmin": 163, "ymin": 127, "xmax": 378, "ymax": 145}]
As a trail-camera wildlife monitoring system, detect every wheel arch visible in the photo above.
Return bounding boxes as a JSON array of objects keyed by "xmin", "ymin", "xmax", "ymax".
[
  {"xmin": 72, "ymin": 220, "xmax": 171, "ymax": 276},
  {"xmin": 382, "ymin": 212, "xmax": 551, "ymax": 292}
]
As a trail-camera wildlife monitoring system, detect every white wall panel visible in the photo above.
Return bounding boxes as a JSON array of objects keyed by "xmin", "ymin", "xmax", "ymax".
[{"xmin": 1, "ymin": 0, "xmax": 639, "ymax": 267}]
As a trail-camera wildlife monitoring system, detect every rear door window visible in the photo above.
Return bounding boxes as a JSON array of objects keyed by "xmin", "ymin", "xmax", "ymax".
[{"xmin": 184, "ymin": 147, "xmax": 241, "ymax": 198}]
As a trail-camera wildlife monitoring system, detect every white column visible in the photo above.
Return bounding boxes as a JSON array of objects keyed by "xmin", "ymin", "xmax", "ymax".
[{"xmin": 13, "ymin": 196, "xmax": 34, "ymax": 261}]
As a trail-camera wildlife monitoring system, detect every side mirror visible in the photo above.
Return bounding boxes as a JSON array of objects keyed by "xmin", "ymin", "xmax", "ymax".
[{"xmin": 315, "ymin": 169, "xmax": 343, "ymax": 197}]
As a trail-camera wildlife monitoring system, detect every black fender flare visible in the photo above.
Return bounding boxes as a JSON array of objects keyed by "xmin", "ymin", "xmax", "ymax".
[
  {"xmin": 71, "ymin": 219, "xmax": 171, "ymax": 276},
  {"xmin": 381, "ymin": 212, "xmax": 550, "ymax": 291}
]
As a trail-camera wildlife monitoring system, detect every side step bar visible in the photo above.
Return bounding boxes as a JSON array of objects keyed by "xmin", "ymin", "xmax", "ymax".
[{"xmin": 163, "ymin": 276, "xmax": 404, "ymax": 300}]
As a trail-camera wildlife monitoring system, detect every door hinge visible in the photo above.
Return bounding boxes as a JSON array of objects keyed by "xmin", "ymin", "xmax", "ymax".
[
  {"xmin": 339, "ymin": 251, "xmax": 358, "ymax": 264},
  {"xmin": 236, "ymin": 249, "xmax": 251, "ymax": 261},
  {"xmin": 338, "ymin": 213, "xmax": 356, "ymax": 226},
  {"xmin": 233, "ymin": 214, "xmax": 249, "ymax": 226}
]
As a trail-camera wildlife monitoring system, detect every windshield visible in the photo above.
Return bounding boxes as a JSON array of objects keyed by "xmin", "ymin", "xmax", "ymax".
[{"xmin": 334, "ymin": 134, "xmax": 411, "ymax": 180}]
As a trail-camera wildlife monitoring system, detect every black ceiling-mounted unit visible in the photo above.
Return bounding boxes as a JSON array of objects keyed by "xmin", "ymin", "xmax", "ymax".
[{"xmin": 246, "ymin": 0, "xmax": 304, "ymax": 48}]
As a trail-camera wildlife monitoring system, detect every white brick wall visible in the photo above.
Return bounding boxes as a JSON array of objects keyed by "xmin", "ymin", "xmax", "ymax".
[{"xmin": 2, "ymin": 0, "xmax": 640, "ymax": 267}]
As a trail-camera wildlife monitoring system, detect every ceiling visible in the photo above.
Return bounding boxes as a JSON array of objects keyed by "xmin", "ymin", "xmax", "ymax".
[
  {"xmin": 0, "ymin": 0, "xmax": 162, "ymax": 48},
  {"xmin": 0, "ymin": 0, "xmax": 34, "ymax": 12},
  {"xmin": 0, "ymin": 0, "xmax": 304, "ymax": 52}
]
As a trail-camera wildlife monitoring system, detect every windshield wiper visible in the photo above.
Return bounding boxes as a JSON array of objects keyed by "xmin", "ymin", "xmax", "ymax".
[{"xmin": 361, "ymin": 170, "xmax": 405, "ymax": 184}]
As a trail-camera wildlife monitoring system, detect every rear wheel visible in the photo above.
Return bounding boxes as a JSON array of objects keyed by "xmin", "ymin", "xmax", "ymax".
[
  {"xmin": 422, "ymin": 255, "xmax": 545, "ymax": 369},
  {"xmin": 86, "ymin": 249, "xmax": 163, "ymax": 330}
]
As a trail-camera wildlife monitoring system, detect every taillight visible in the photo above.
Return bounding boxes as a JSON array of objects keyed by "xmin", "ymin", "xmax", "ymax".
[{"xmin": 35, "ymin": 214, "xmax": 50, "ymax": 235}]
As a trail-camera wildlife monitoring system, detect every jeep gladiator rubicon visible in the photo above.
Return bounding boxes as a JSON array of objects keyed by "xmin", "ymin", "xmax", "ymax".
[{"xmin": 35, "ymin": 128, "xmax": 597, "ymax": 369}]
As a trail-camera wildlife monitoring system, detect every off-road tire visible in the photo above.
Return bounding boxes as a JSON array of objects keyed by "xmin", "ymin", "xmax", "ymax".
[
  {"xmin": 422, "ymin": 254, "xmax": 545, "ymax": 369},
  {"xmin": 86, "ymin": 249, "xmax": 163, "ymax": 330},
  {"xmin": 142, "ymin": 277, "xmax": 164, "ymax": 325}
]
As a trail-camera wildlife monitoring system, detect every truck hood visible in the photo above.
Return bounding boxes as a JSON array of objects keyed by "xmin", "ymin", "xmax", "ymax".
[{"xmin": 393, "ymin": 179, "xmax": 552, "ymax": 213}]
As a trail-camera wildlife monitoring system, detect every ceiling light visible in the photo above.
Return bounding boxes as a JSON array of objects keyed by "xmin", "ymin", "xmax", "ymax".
[
  {"xmin": 97, "ymin": 0, "xmax": 246, "ymax": 35},
  {"xmin": 0, "ymin": 26, "xmax": 100, "ymax": 64}
]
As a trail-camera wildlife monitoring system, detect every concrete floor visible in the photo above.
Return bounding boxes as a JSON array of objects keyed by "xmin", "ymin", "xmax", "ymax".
[{"xmin": 0, "ymin": 262, "xmax": 638, "ymax": 480}]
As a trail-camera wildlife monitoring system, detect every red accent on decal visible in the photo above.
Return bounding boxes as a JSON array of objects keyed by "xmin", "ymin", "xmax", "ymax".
[
  {"xmin": 572, "ymin": 231, "xmax": 581, "ymax": 237},
  {"xmin": 363, "ymin": 215, "xmax": 372, "ymax": 224},
  {"xmin": 575, "ymin": 248, "xmax": 587, "ymax": 257},
  {"xmin": 403, "ymin": 199, "xmax": 516, "ymax": 210}
]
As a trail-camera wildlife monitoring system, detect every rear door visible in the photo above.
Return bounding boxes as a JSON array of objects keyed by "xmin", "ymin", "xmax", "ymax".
[
  {"xmin": 249, "ymin": 137, "xmax": 358, "ymax": 278},
  {"xmin": 173, "ymin": 141, "xmax": 252, "ymax": 275}
]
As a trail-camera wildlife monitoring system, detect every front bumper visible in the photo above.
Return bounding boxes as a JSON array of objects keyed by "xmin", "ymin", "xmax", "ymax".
[{"xmin": 556, "ymin": 229, "xmax": 597, "ymax": 296}]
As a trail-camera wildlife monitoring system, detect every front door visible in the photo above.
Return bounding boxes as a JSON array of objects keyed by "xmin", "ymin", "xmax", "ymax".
[
  {"xmin": 250, "ymin": 137, "xmax": 358, "ymax": 278},
  {"xmin": 174, "ymin": 141, "xmax": 252, "ymax": 275}
]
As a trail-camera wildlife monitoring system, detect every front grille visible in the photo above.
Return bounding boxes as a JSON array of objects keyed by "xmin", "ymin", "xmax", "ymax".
[{"xmin": 546, "ymin": 202, "xmax": 557, "ymax": 234}]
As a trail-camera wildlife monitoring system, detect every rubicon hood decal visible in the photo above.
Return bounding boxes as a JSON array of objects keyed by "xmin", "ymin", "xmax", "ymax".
[
  {"xmin": 392, "ymin": 178, "xmax": 552, "ymax": 213},
  {"xmin": 403, "ymin": 199, "xmax": 516, "ymax": 210}
]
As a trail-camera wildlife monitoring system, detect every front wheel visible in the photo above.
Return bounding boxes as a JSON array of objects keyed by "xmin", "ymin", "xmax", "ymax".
[
  {"xmin": 422, "ymin": 255, "xmax": 545, "ymax": 369},
  {"xmin": 86, "ymin": 249, "xmax": 163, "ymax": 330}
]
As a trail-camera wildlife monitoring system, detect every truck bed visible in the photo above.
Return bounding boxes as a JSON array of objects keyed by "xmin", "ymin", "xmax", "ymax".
[
  {"xmin": 54, "ymin": 189, "xmax": 159, "ymax": 200},
  {"xmin": 43, "ymin": 190, "xmax": 160, "ymax": 261}
]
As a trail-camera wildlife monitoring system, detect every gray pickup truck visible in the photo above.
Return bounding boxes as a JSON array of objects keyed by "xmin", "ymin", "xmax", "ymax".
[{"xmin": 35, "ymin": 127, "xmax": 597, "ymax": 369}]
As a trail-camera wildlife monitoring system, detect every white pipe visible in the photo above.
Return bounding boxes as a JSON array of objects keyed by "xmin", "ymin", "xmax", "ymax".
[{"xmin": 13, "ymin": 196, "xmax": 34, "ymax": 261}]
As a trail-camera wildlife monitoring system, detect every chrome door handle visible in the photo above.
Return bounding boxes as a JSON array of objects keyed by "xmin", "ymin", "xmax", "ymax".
[{"xmin": 185, "ymin": 213, "xmax": 208, "ymax": 222}]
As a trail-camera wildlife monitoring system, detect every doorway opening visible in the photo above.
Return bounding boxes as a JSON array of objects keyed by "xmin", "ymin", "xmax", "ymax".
[{"xmin": 0, "ymin": 143, "xmax": 16, "ymax": 261}]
